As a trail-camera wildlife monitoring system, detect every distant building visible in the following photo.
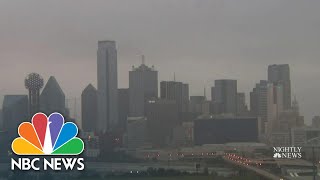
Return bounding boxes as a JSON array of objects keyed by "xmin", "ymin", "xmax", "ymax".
[
  {"xmin": 268, "ymin": 64, "xmax": 291, "ymax": 110},
  {"xmin": 81, "ymin": 84, "xmax": 98, "ymax": 132},
  {"xmin": 250, "ymin": 80, "xmax": 283, "ymax": 134},
  {"xmin": 127, "ymin": 116, "xmax": 147, "ymax": 150},
  {"xmin": 40, "ymin": 76, "xmax": 66, "ymax": 115},
  {"xmin": 236, "ymin": 92, "xmax": 249, "ymax": 116},
  {"xmin": 160, "ymin": 81, "xmax": 189, "ymax": 113},
  {"xmin": 291, "ymin": 127, "xmax": 320, "ymax": 147},
  {"xmin": 118, "ymin": 88, "xmax": 129, "ymax": 130},
  {"xmin": 145, "ymin": 99, "xmax": 179, "ymax": 147},
  {"xmin": 80, "ymin": 131, "xmax": 100, "ymax": 158},
  {"xmin": 212, "ymin": 79, "xmax": 237, "ymax": 115},
  {"xmin": 312, "ymin": 116, "xmax": 320, "ymax": 128},
  {"xmin": 189, "ymin": 96, "xmax": 205, "ymax": 113},
  {"xmin": 97, "ymin": 40, "xmax": 119, "ymax": 132},
  {"xmin": 2, "ymin": 95, "xmax": 28, "ymax": 139},
  {"xmin": 193, "ymin": 116, "xmax": 260, "ymax": 145},
  {"xmin": 129, "ymin": 56, "xmax": 158, "ymax": 117}
]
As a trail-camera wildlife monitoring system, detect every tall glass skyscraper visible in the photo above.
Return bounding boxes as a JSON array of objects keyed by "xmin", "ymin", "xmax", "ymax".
[
  {"xmin": 97, "ymin": 41, "xmax": 118, "ymax": 132},
  {"xmin": 268, "ymin": 64, "xmax": 291, "ymax": 110}
]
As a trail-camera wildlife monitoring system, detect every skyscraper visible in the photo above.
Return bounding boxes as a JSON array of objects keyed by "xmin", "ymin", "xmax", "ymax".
[
  {"xmin": 97, "ymin": 40, "xmax": 119, "ymax": 132},
  {"xmin": 129, "ymin": 56, "xmax": 158, "ymax": 117},
  {"xmin": 160, "ymin": 81, "xmax": 189, "ymax": 113},
  {"xmin": 212, "ymin": 79, "xmax": 237, "ymax": 115},
  {"xmin": 24, "ymin": 73, "xmax": 44, "ymax": 117},
  {"xmin": 236, "ymin": 92, "xmax": 249, "ymax": 116},
  {"xmin": 40, "ymin": 76, "xmax": 66, "ymax": 115},
  {"xmin": 268, "ymin": 64, "xmax": 291, "ymax": 110},
  {"xmin": 250, "ymin": 80, "xmax": 283, "ymax": 134},
  {"xmin": 2, "ymin": 95, "xmax": 28, "ymax": 138},
  {"xmin": 81, "ymin": 84, "xmax": 98, "ymax": 132}
]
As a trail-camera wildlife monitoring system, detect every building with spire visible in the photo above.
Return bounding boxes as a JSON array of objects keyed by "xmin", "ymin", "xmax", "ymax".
[
  {"xmin": 40, "ymin": 76, "xmax": 66, "ymax": 116},
  {"xmin": 129, "ymin": 55, "xmax": 158, "ymax": 117}
]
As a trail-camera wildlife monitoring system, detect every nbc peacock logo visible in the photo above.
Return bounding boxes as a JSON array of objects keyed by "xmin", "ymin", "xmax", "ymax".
[{"xmin": 11, "ymin": 112, "xmax": 84, "ymax": 155}]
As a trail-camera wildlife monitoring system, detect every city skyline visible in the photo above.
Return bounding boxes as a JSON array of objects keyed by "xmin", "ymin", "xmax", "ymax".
[{"xmin": 1, "ymin": 0, "xmax": 320, "ymax": 124}]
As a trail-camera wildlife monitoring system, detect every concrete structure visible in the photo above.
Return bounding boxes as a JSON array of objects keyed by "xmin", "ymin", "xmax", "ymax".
[
  {"xmin": 97, "ymin": 40, "xmax": 118, "ymax": 132},
  {"xmin": 40, "ymin": 76, "xmax": 66, "ymax": 115},
  {"xmin": 212, "ymin": 79, "xmax": 237, "ymax": 115},
  {"xmin": 129, "ymin": 56, "xmax": 158, "ymax": 117},
  {"xmin": 2, "ymin": 95, "xmax": 28, "ymax": 139},
  {"xmin": 268, "ymin": 64, "xmax": 291, "ymax": 110},
  {"xmin": 193, "ymin": 116, "xmax": 260, "ymax": 145},
  {"xmin": 24, "ymin": 73, "xmax": 44, "ymax": 117},
  {"xmin": 118, "ymin": 88, "xmax": 129, "ymax": 131},
  {"xmin": 81, "ymin": 84, "xmax": 98, "ymax": 132},
  {"xmin": 145, "ymin": 99, "xmax": 179, "ymax": 147},
  {"xmin": 160, "ymin": 81, "xmax": 189, "ymax": 113},
  {"xmin": 127, "ymin": 117, "xmax": 147, "ymax": 150}
]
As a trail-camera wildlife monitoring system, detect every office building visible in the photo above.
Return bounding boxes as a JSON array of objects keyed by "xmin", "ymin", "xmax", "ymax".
[
  {"xmin": 127, "ymin": 117, "xmax": 147, "ymax": 150},
  {"xmin": 268, "ymin": 64, "xmax": 291, "ymax": 110},
  {"xmin": 81, "ymin": 84, "xmax": 98, "ymax": 132},
  {"xmin": 193, "ymin": 116, "xmax": 259, "ymax": 145},
  {"xmin": 145, "ymin": 99, "xmax": 179, "ymax": 147},
  {"xmin": 250, "ymin": 80, "xmax": 283, "ymax": 134},
  {"xmin": 118, "ymin": 88, "xmax": 129, "ymax": 130},
  {"xmin": 97, "ymin": 40, "xmax": 119, "ymax": 132},
  {"xmin": 212, "ymin": 79, "xmax": 237, "ymax": 115},
  {"xmin": 40, "ymin": 76, "xmax": 66, "ymax": 115},
  {"xmin": 236, "ymin": 92, "xmax": 249, "ymax": 116},
  {"xmin": 2, "ymin": 95, "xmax": 28, "ymax": 139},
  {"xmin": 160, "ymin": 81, "xmax": 189, "ymax": 113},
  {"xmin": 129, "ymin": 56, "xmax": 158, "ymax": 117}
]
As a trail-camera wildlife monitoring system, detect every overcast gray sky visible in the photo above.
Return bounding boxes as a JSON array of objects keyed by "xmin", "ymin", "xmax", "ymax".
[{"xmin": 0, "ymin": 0, "xmax": 319, "ymax": 124}]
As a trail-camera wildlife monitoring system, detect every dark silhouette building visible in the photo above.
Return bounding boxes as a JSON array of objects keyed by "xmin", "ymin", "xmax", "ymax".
[
  {"xmin": 211, "ymin": 79, "xmax": 237, "ymax": 115},
  {"xmin": 2, "ymin": 95, "xmax": 28, "ymax": 139},
  {"xmin": 145, "ymin": 99, "xmax": 179, "ymax": 147},
  {"xmin": 118, "ymin": 88, "xmax": 129, "ymax": 131},
  {"xmin": 129, "ymin": 56, "xmax": 158, "ymax": 117},
  {"xmin": 81, "ymin": 84, "xmax": 98, "ymax": 132},
  {"xmin": 160, "ymin": 81, "xmax": 189, "ymax": 113},
  {"xmin": 24, "ymin": 73, "xmax": 44, "ymax": 117},
  {"xmin": 194, "ymin": 116, "xmax": 259, "ymax": 145},
  {"xmin": 40, "ymin": 76, "xmax": 66, "ymax": 115}
]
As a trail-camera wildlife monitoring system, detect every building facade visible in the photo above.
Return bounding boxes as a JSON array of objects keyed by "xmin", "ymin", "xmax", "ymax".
[
  {"xmin": 129, "ymin": 57, "xmax": 158, "ymax": 117},
  {"xmin": 212, "ymin": 79, "xmax": 237, "ymax": 115},
  {"xmin": 81, "ymin": 84, "xmax": 98, "ymax": 132},
  {"xmin": 2, "ymin": 95, "xmax": 28, "ymax": 139},
  {"xmin": 97, "ymin": 41, "xmax": 119, "ymax": 132},
  {"xmin": 268, "ymin": 64, "xmax": 291, "ymax": 110},
  {"xmin": 160, "ymin": 81, "xmax": 189, "ymax": 113},
  {"xmin": 40, "ymin": 76, "xmax": 66, "ymax": 115}
]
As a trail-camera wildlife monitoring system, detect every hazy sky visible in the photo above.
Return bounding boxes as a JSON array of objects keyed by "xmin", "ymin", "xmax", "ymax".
[{"xmin": 0, "ymin": 0, "xmax": 319, "ymax": 124}]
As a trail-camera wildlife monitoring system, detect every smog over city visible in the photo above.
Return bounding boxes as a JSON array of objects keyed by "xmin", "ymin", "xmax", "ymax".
[{"xmin": 0, "ymin": 0, "xmax": 320, "ymax": 179}]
